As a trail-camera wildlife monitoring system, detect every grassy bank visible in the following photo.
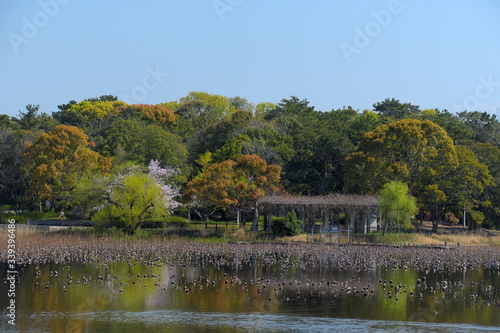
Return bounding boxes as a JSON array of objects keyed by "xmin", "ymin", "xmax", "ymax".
[
  {"xmin": 3, "ymin": 211, "xmax": 499, "ymax": 246},
  {"xmin": 6, "ymin": 226, "xmax": 498, "ymax": 246}
]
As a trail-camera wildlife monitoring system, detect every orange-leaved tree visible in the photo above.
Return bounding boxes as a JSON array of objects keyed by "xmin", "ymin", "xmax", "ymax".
[
  {"xmin": 183, "ymin": 154, "xmax": 281, "ymax": 230},
  {"xmin": 23, "ymin": 125, "xmax": 111, "ymax": 209}
]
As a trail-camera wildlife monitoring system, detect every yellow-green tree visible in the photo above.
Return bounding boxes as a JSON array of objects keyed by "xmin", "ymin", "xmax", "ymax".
[
  {"xmin": 344, "ymin": 119, "xmax": 458, "ymax": 196},
  {"xmin": 379, "ymin": 181, "xmax": 418, "ymax": 234},
  {"xmin": 163, "ymin": 92, "xmax": 238, "ymax": 136},
  {"xmin": 451, "ymin": 145, "xmax": 492, "ymax": 230},
  {"xmin": 470, "ymin": 143, "xmax": 500, "ymax": 229},
  {"xmin": 72, "ymin": 163, "xmax": 175, "ymax": 234},
  {"xmin": 23, "ymin": 125, "xmax": 111, "ymax": 208},
  {"xmin": 69, "ymin": 100, "xmax": 125, "ymax": 125}
]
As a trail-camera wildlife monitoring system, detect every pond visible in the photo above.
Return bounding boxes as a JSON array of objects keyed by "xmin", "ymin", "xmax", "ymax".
[{"xmin": 1, "ymin": 238, "xmax": 500, "ymax": 332}]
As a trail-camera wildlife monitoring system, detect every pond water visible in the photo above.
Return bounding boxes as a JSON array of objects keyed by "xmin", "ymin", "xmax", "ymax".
[{"xmin": 1, "ymin": 244, "xmax": 500, "ymax": 332}]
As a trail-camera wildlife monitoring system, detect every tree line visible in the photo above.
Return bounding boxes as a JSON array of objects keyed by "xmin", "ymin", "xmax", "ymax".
[{"xmin": 1, "ymin": 93, "xmax": 499, "ymax": 232}]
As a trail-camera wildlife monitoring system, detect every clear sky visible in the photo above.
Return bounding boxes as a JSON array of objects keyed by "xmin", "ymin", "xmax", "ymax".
[{"xmin": 1, "ymin": 0, "xmax": 499, "ymax": 118}]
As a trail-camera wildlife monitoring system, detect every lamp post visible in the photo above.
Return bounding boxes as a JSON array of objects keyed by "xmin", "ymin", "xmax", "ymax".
[{"xmin": 463, "ymin": 181, "xmax": 467, "ymax": 229}]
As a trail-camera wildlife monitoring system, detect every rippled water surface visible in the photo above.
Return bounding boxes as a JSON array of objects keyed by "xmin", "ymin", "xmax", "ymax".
[{"xmin": 1, "ymin": 244, "xmax": 500, "ymax": 332}]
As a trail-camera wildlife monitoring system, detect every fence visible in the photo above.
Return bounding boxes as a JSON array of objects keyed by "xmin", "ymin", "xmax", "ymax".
[
  {"xmin": 27, "ymin": 219, "xmax": 93, "ymax": 227},
  {"xmin": 307, "ymin": 225, "xmax": 350, "ymax": 243}
]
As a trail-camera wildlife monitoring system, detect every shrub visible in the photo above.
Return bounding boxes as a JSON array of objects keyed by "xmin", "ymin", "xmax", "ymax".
[
  {"xmin": 0, "ymin": 211, "xmax": 58, "ymax": 224},
  {"xmin": 271, "ymin": 212, "xmax": 302, "ymax": 236},
  {"xmin": 444, "ymin": 212, "xmax": 459, "ymax": 225},
  {"xmin": 482, "ymin": 219, "xmax": 496, "ymax": 230},
  {"xmin": 165, "ymin": 215, "xmax": 189, "ymax": 224}
]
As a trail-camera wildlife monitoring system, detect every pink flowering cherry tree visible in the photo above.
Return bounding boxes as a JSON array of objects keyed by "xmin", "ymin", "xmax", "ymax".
[{"xmin": 148, "ymin": 159, "xmax": 181, "ymax": 212}]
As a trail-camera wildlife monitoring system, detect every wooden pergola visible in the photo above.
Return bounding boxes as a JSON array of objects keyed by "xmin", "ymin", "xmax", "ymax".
[{"xmin": 258, "ymin": 194, "xmax": 380, "ymax": 233}]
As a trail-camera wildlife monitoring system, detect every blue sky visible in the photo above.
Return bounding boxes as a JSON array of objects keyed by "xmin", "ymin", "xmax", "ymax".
[{"xmin": 1, "ymin": 0, "xmax": 499, "ymax": 118}]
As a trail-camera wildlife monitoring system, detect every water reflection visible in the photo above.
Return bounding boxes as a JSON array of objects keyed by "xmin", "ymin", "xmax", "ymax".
[{"xmin": 1, "ymin": 249, "xmax": 500, "ymax": 332}]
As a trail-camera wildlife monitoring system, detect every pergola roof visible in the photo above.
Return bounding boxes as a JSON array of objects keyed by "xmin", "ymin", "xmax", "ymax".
[{"xmin": 259, "ymin": 194, "xmax": 379, "ymax": 212}]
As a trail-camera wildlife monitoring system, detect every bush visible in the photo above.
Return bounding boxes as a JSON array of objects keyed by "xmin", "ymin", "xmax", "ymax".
[
  {"xmin": 482, "ymin": 219, "xmax": 496, "ymax": 230},
  {"xmin": 271, "ymin": 212, "xmax": 302, "ymax": 236},
  {"xmin": 444, "ymin": 212, "xmax": 459, "ymax": 225},
  {"xmin": 165, "ymin": 215, "xmax": 189, "ymax": 224},
  {"xmin": 0, "ymin": 211, "xmax": 58, "ymax": 224}
]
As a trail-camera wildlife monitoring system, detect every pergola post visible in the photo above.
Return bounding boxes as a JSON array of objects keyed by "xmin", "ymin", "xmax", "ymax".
[
  {"xmin": 364, "ymin": 211, "xmax": 369, "ymax": 233},
  {"xmin": 301, "ymin": 206, "xmax": 305, "ymax": 231},
  {"xmin": 257, "ymin": 194, "xmax": 379, "ymax": 236},
  {"xmin": 263, "ymin": 209, "xmax": 269, "ymax": 231},
  {"xmin": 323, "ymin": 209, "xmax": 329, "ymax": 226},
  {"xmin": 353, "ymin": 212, "xmax": 358, "ymax": 233}
]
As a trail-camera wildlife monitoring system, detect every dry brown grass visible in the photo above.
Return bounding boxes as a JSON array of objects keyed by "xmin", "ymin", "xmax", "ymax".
[
  {"xmin": 276, "ymin": 231, "xmax": 500, "ymax": 246},
  {"xmin": 417, "ymin": 233, "xmax": 500, "ymax": 246},
  {"xmin": 224, "ymin": 228, "xmax": 248, "ymax": 241},
  {"xmin": 275, "ymin": 234, "xmax": 309, "ymax": 243}
]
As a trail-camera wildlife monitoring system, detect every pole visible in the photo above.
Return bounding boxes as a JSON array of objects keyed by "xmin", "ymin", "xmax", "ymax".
[{"xmin": 463, "ymin": 203, "xmax": 466, "ymax": 228}]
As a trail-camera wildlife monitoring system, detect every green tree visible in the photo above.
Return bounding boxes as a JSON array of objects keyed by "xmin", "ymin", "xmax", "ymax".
[
  {"xmin": 285, "ymin": 109, "xmax": 355, "ymax": 195},
  {"xmin": 458, "ymin": 111, "xmax": 500, "ymax": 148},
  {"xmin": 379, "ymin": 181, "xmax": 418, "ymax": 234},
  {"xmin": 241, "ymin": 121, "xmax": 294, "ymax": 166},
  {"xmin": 265, "ymin": 98, "xmax": 355, "ymax": 195},
  {"xmin": 0, "ymin": 128, "xmax": 41, "ymax": 207},
  {"xmin": 172, "ymin": 91, "xmax": 237, "ymax": 134},
  {"xmin": 347, "ymin": 109, "xmax": 390, "ymax": 146},
  {"xmin": 229, "ymin": 96, "xmax": 254, "ymax": 112},
  {"xmin": 452, "ymin": 145, "xmax": 492, "ymax": 230},
  {"xmin": 94, "ymin": 119, "xmax": 188, "ymax": 179},
  {"xmin": 373, "ymin": 98, "xmax": 420, "ymax": 120},
  {"xmin": 15, "ymin": 105, "xmax": 58, "ymax": 131},
  {"xmin": 192, "ymin": 110, "xmax": 252, "ymax": 163},
  {"xmin": 0, "ymin": 115, "xmax": 16, "ymax": 130},
  {"xmin": 254, "ymin": 102, "xmax": 276, "ymax": 119},
  {"xmin": 16, "ymin": 104, "xmax": 40, "ymax": 130},
  {"xmin": 465, "ymin": 143, "xmax": 499, "ymax": 229},
  {"xmin": 419, "ymin": 109, "xmax": 475, "ymax": 146}
]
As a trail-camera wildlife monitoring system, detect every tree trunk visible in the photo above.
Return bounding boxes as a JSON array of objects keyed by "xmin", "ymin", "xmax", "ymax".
[
  {"xmin": 263, "ymin": 211, "xmax": 269, "ymax": 231},
  {"xmin": 250, "ymin": 202, "xmax": 259, "ymax": 231},
  {"xmin": 240, "ymin": 210, "xmax": 246, "ymax": 229},
  {"xmin": 383, "ymin": 213, "xmax": 388, "ymax": 236},
  {"xmin": 377, "ymin": 210, "xmax": 381, "ymax": 232},
  {"xmin": 432, "ymin": 205, "xmax": 438, "ymax": 233},
  {"xmin": 319, "ymin": 169, "xmax": 328, "ymax": 196}
]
